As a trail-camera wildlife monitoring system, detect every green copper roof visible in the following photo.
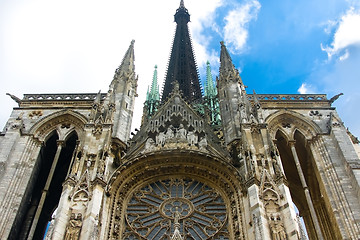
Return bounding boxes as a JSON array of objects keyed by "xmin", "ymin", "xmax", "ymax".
[
  {"xmin": 203, "ymin": 61, "xmax": 221, "ymax": 125},
  {"xmin": 204, "ymin": 61, "xmax": 217, "ymax": 98},
  {"xmin": 146, "ymin": 65, "xmax": 160, "ymax": 102},
  {"xmin": 145, "ymin": 65, "xmax": 161, "ymax": 117}
]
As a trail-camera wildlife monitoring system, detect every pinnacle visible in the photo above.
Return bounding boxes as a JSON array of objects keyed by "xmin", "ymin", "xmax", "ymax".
[
  {"xmin": 116, "ymin": 40, "xmax": 135, "ymax": 75},
  {"xmin": 220, "ymin": 41, "xmax": 235, "ymax": 72}
]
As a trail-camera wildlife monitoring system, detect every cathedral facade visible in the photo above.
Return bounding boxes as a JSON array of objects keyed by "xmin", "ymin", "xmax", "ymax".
[{"xmin": 1, "ymin": 2, "xmax": 360, "ymax": 240}]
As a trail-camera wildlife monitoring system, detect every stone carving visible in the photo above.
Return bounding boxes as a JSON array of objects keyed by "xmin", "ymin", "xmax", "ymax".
[
  {"xmin": 187, "ymin": 130, "xmax": 198, "ymax": 145},
  {"xmin": 156, "ymin": 131, "xmax": 166, "ymax": 146},
  {"xmin": 309, "ymin": 110, "xmax": 322, "ymax": 117},
  {"xmin": 65, "ymin": 213, "xmax": 82, "ymax": 240},
  {"xmin": 71, "ymin": 151, "xmax": 82, "ymax": 176},
  {"xmin": 329, "ymin": 92, "xmax": 343, "ymax": 104},
  {"xmin": 144, "ymin": 137, "xmax": 156, "ymax": 151},
  {"xmin": 259, "ymin": 170, "xmax": 287, "ymax": 240},
  {"xmin": 8, "ymin": 112, "xmax": 24, "ymax": 130},
  {"xmin": 268, "ymin": 213, "xmax": 287, "ymax": 240},
  {"xmin": 239, "ymin": 103, "xmax": 248, "ymax": 123},
  {"xmin": 166, "ymin": 125, "xmax": 175, "ymax": 139},
  {"xmin": 176, "ymin": 124, "xmax": 187, "ymax": 139},
  {"xmin": 198, "ymin": 137, "xmax": 207, "ymax": 149},
  {"xmin": 6, "ymin": 93, "xmax": 22, "ymax": 105},
  {"xmin": 248, "ymin": 94, "xmax": 327, "ymax": 101},
  {"xmin": 28, "ymin": 110, "xmax": 43, "ymax": 119},
  {"xmin": 253, "ymin": 214, "xmax": 262, "ymax": 240}
]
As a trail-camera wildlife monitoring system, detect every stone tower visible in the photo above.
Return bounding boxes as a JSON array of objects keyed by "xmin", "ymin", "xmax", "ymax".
[{"xmin": 1, "ymin": 1, "xmax": 360, "ymax": 239}]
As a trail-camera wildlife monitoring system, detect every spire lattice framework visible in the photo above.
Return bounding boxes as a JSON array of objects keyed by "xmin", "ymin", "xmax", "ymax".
[{"xmin": 161, "ymin": 0, "xmax": 202, "ymax": 102}]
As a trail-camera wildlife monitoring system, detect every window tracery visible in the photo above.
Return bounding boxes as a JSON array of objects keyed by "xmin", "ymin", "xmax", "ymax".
[{"xmin": 123, "ymin": 178, "xmax": 229, "ymax": 239}]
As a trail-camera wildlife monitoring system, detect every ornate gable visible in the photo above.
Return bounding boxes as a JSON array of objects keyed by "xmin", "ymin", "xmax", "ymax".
[{"xmin": 126, "ymin": 84, "xmax": 229, "ymax": 161}]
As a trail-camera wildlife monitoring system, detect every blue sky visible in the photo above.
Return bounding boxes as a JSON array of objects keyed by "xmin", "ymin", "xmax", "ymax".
[{"xmin": 1, "ymin": 0, "xmax": 359, "ymax": 137}]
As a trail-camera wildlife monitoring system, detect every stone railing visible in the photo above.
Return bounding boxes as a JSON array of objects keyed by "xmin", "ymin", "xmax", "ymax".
[
  {"xmin": 22, "ymin": 93, "xmax": 107, "ymax": 101},
  {"xmin": 248, "ymin": 94, "xmax": 327, "ymax": 101}
]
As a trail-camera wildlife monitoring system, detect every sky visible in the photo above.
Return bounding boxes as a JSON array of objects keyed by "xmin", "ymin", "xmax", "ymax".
[{"xmin": 1, "ymin": 0, "xmax": 360, "ymax": 138}]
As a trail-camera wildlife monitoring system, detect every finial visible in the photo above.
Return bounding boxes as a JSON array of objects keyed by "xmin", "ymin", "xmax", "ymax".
[
  {"xmin": 180, "ymin": 0, "xmax": 185, "ymax": 8},
  {"xmin": 155, "ymin": 65, "xmax": 157, "ymax": 69},
  {"xmin": 131, "ymin": 39, "xmax": 135, "ymax": 45},
  {"xmin": 220, "ymin": 41, "xmax": 225, "ymax": 46},
  {"xmin": 171, "ymin": 209, "xmax": 183, "ymax": 240}
]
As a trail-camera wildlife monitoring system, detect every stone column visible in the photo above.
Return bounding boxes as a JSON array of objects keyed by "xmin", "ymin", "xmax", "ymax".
[
  {"xmin": 288, "ymin": 140, "xmax": 323, "ymax": 240},
  {"xmin": 27, "ymin": 140, "xmax": 65, "ymax": 240}
]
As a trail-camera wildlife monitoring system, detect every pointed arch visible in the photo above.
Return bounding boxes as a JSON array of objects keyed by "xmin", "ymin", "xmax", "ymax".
[
  {"xmin": 29, "ymin": 109, "xmax": 87, "ymax": 142},
  {"xmin": 10, "ymin": 125, "xmax": 79, "ymax": 239},
  {"xmin": 106, "ymin": 152, "xmax": 245, "ymax": 240},
  {"xmin": 266, "ymin": 110, "xmax": 322, "ymax": 141},
  {"xmin": 273, "ymin": 124, "xmax": 341, "ymax": 239}
]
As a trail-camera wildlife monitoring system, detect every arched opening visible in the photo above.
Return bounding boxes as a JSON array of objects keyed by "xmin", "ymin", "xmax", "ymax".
[
  {"xmin": 275, "ymin": 129, "xmax": 338, "ymax": 239},
  {"xmin": 108, "ymin": 153, "xmax": 243, "ymax": 240},
  {"xmin": 9, "ymin": 131, "xmax": 78, "ymax": 240}
]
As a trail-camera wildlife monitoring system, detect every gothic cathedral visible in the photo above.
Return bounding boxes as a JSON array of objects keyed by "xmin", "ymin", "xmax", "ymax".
[{"xmin": 1, "ymin": 1, "xmax": 360, "ymax": 240}]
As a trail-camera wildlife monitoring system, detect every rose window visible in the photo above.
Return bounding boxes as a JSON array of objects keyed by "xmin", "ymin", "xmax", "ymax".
[{"xmin": 123, "ymin": 178, "xmax": 229, "ymax": 239}]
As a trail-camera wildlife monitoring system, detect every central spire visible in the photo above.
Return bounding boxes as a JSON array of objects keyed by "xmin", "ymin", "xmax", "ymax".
[{"xmin": 161, "ymin": 0, "xmax": 202, "ymax": 102}]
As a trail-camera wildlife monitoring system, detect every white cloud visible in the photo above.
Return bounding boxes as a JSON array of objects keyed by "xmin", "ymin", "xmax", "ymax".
[
  {"xmin": 339, "ymin": 49, "xmax": 350, "ymax": 61},
  {"xmin": 322, "ymin": 7, "xmax": 360, "ymax": 59},
  {"xmin": 298, "ymin": 83, "xmax": 319, "ymax": 94},
  {"xmin": 223, "ymin": 0, "xmax": 261, "ymax": 53},
  {"xmin": 0, "ymin": 0, "xmax": 225, "ymax": 131},
  {"xmin": 188, "ymin": 0, "xmax": 223, "ymax": 75},
  {"xmin": 298, "ymin": 83, "xmax": 311, "ymax": 94}
]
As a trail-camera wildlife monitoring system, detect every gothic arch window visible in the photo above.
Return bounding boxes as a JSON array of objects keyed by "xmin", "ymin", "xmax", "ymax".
[
  {"xmin": 122, "ymin": 177, "xmax": 230, "ymax": 240},
  {"xmin": 10, "ymin": 130, "xmax": 78, "ymax": 239},
  {"xmin": 275, "ymin": 129, "xmax": 339, "ymax": 239}
]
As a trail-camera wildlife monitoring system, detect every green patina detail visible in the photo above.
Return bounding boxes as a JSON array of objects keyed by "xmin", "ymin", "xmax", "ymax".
[
  {"xmin": 145, "ymin": 65, "xmax": 160, "ymax": 116},
  {"xmin": 204, "ymin": 61, "xmax": 217, "ymax": 98},
  {"xmin": 204, "ymin": 61, "xmax": 221, "ymax": 125}
]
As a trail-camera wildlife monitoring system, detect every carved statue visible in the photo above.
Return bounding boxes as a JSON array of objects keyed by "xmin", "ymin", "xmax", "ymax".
[
  {"xmin": 97, "ymin": 158, "xmax": 105, "ymax": 178},
  {"xmin": 239, "ymin": 103, "xmax": 247, "ymax": 123},
  {"xmin": 198, "ymin": 137, "xmax": 207, "ymax": 149},
  {"xmin": 166, "ymin": 125, "xmax": 175, "ymax": 139},
  {"xmin": 71, "ymin": 152, "xmax": 81, "ymax": 176},
  {"xmin": 187, "ymin": 130, "xmax": 198, "ymax": 145},
  {"xmin": 268, "ymin": 213, "xmax": 287, "ymax": 240},
  {"xmin": 176, "ymin": 124, "xmax": 187, "ymax": 139},
  {"xmin": 144, "ymin": 138, "xmax": 155, "ymax": 151},
  {"xmin": 156, "ymin": 131, "xmax": 166, "ymax": 146},
  {"xmin": 64, "ymin": 213, "xmax": 82, "ymax": 240}
]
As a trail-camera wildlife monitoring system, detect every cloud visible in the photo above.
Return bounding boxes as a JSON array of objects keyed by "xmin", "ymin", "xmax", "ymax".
[
  {"xmin": 321, "ymin": 7, "xmax": 360, "ymax": 59},
  {"xmin": 313, "ymin": 6, "xmax": 360, "ymax": 136},
  {"xmin": 223, "ymin": 0, "xmax": 261, "ymax": 53},
  {"xmin": 0, "ymin": 0, "xmax": 225, "ymax": 131},
  {"xmin": 298, "ymin": 83, "xmax": 309, "ymax": 94},
  {"xmin": 188, "ymin": 0, "xmax": 223, "ymax": 79}
]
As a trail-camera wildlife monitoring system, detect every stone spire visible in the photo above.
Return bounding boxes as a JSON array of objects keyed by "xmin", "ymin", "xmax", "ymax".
[
  {"xmin": 161, "ymin": 0, "xmax": 202, "ymax": 102},
  {"xmin": 109, "ymin": 40, "xmax": 138, "ymax": 142},
  {"xmin": 115, "ymin": 40, "xmax": 135, "ymax": 76},
  {"xmin": 219, "ymin": 41, "xmax": 245, "ymax": 89}
]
